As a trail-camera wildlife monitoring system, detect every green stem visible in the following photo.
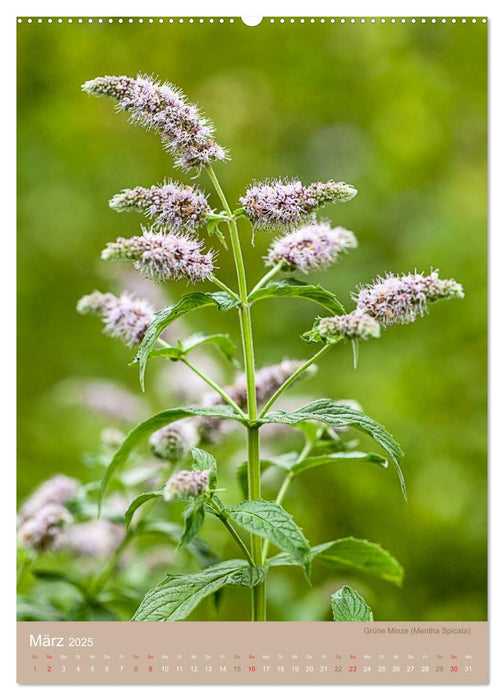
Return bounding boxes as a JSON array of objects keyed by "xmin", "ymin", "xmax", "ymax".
[
  {"xmin": 248, "ymin": 426, "xmax": 266, "ymax": 618},
  {"xmin": 209, "ymin": 274, "xmax": 240, "ymax": 301},
  {"xmin": 248, "ymin": 262, "xmax": 283, "ymax": 297},
  {"xmin": 259, "ymin": 343, "xmax": 336, "ymax": 418},
  {"xmin": 206, "ymin": 165, "xmax": 265, "ymax": 621},
  {"xmin": 209, "ymin": 498, "xmax": 254, "ymax": 566},
  {"xmin": 181, "ymin": 357, "xmax": 246, "ymax": 418}
]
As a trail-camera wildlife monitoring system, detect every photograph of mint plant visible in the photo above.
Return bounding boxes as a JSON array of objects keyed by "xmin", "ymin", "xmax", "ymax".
[{"xmin": 56, "ymin": 73, "xmax": 462, "ymax": 623}]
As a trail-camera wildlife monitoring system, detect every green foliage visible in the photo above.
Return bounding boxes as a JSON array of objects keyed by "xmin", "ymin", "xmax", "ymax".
[
  {"xmin": 99, "ymin": 405, "xmax": 244, "ymax": 508},
  {"xmin": 124, "ymin": 490, "xmax": 163, "ymax": 529},
  {"xmin": 331, "ymin": 586, "xmax": 374, "ymax": 621},
  {"xmin": 149, "ymin": 332, "xmax": 238, "ymax": 366},
  {"xmin": 132, "ymin": 560, "xmax": 266, "ymax": 621},
  {"xmin": 248, "ymin": 277, "xmax": 346, "ymax": 315},
  {"xmin": 135, "ymin": 292, "xmax": 238, "ymax": 389},
  {"xmin": 192, "ymin": 447, "xmax": 217, "ymax": 472},
  {"xmin": 259, "ymin": 399, "xmax": 406, "ymax": 498},
  {"xmin": 269, "ymin": 537, "xmax": 403, "ymax": 586},
  {"xmin": 311, "ymin": 537, "xmax": 404, "ymax": 585},
  {"xmin": 178, "ymin": 498, "xmax": 206, "ymax": 550},
  {"xmin": 289, "ymin": 451, "xmax": 388, "ymax": 476},
  {"xmin": 227, "ymin": 500, "xmax": 311, "ymax": 575}
]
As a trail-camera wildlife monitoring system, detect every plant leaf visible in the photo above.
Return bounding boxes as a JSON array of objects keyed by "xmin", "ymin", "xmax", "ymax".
[
  {"xmin": 135, "ymin": 291, "xmax": 239, "ymax": 389},
  {"xmin": 331, "ymin": 585, "xmax": 374, "ymax": 621},
  {"xmin": 206, "ymin": 217, "xmax": 228, "ymax": 247},
  {"xmin": 132, "ymin": 559, "xmax": 263, "ymax": 621},
  {"xmin": 124, "ymin": 490, "xmax": 164, "ymax": 529},
  {"xmin": 192, "ymin": 447, "xmax": 217, "ymax": 489},
  {"xmin": 311, "ymin": 537, "xmax": 404, "ymax": 586},
  {"xmin": 178, "ymin": 498, "xmax": 206, "ymax": 550},
  {"xmin": 149, "ymin": 332, "xmax": 237, "ymax": 366},
  {"xmin": 248, "ymin": 278, "xmax": 346, "ymax": 315},
  {"xmin": 99, "ymin": 405, "xmax": 245, "ymax": 511},
  {"xmin": 290, "ymin": 451, "xmax": 388, "ymax": 476},
  {"xmin": 192, "ymin": 447, "xmax": 217, "ymax": 471},
  {"xmin": 228, "ymin": 499, "xmax": 311, "ymax": 575},
  {"xmin": 259, "ymin": 399, "xmax": 406, "ymax": 499}
]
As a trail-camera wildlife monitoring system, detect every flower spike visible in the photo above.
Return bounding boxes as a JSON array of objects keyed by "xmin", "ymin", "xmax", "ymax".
[
  {"xmin": 240, "ymin": 178, "xmax": 357, "ymax": 231},
  {"xmin": 82, "ymin": 74, "xmax": 228, "ymax": 171},
  {"xmin": 101, "ymin": 228, "xmax": 215, "ymax": 283},
  {"xmin": 109, "ymin": 181, "xmax": 211, "ymax": 233},
  {"xmin": 266, "ymin": 221, "xmax": 357, "ymax": 273},
  {"xmin": 77, "ymin": 290, "xmax": 155, "ymax": 346},
  {"xmin": 355, "ymin": 270, "xmax": 464, "ymax": 327}
]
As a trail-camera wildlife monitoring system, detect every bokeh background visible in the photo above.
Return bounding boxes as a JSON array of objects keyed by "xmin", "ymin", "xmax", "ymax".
[{"xmin": 17, "ymin": 18, "xmax": 487, "ymax": 621}]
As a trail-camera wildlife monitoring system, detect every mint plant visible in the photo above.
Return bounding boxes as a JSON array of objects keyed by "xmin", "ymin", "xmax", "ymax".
[{"xmin": 20, "ymin": 74, "xmax": 464, "ymax": 623}]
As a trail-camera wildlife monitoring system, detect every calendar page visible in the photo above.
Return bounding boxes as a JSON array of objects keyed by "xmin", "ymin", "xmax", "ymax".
[{"xmin": 16, "ymin": 14, "xmax": 488, "ymax": 685}]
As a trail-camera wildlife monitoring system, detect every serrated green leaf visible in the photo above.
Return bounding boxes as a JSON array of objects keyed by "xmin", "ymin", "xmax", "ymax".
[
  {"xmin": 311, "ymin": 537, "xmax": 404, "ymax": 585},
  {"xmin": 124, "ymin": 490, "xmax": 164, "ymax": 529},
  {"xmin": 192, "ymin": 447, "xmax": 217, "ymax": 471},
  {"xmin": 248, "ymin": 278, "xmax": 346, "ymax": 315},
  {"xmin": 259, "ymin": 399, "xmax": 406, "ymax": 499},
  {"xmin": 268, "ymin": 538, "xmax": 402, "ymax": 587},
  {"xmin": 99, "ymin": 405, "xmax": 245, "ymax": 511},
  {"xmin": 290, "ymin": 451, "xmax": 388, "ymax": 476},
  {"xmin": 132, "ymin": 559, "xmax": 261, "ymax": 621},
  {"xmin": 178, "ymin": 498, "xmax": 206, "ymax": 550},
  {"xmin": 135, "ymin": 292, "xmax": 239, "ymax": 389},
  {"xmin": 228, "ymin": 500, "xmax": 311, "ymax": 574},
  {"xmin": 331, "ymin": 585, "xmax": 374, "ymax": 621},
  {"xmin": 192, "ymin": 447, "xmax": 217, "ymax": 489}
]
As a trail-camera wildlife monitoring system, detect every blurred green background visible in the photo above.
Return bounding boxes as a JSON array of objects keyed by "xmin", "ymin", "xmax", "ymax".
[{"xmin": 17, "ymin": 18, "xmax": 487, "ymax": 621}]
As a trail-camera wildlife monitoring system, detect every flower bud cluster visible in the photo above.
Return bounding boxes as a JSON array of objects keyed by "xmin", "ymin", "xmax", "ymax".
[
  {"xmin": 18, "ymin": 504, "xmax": 71, "ymax": 552},
  {"xmin": 149, "ymin": 421, "xmax": 200, "ymax": 462},
  {"xmin": 109, "ymin": 182, "xmax": 211, "ymax": 233},
  {"xmin": 163, "ymin": 469, "xmax": 211, "ymax": 502},
  {"xmin": 240, "ymin": 178, "xmax": 357, "ymax": 231},
  {"xmin": 82, "ymin": 74, "xmax": 227, "ymax": 171},
  {"xmin": 266, "ymin": 221, "xmax": 357, "ymax": 272},
  {"xmin": 18, "ymin": 475, "xmax": 79, "ymax": 525},
  {"xmin": 77, "ymin": 290, "xmax": 155, "ymax": 346},
  {"xmin": 101, "ymin": 229, "xmax": 214, "ymax": 283},
  {"xmin": 316, "ymin": 309, "xmax": 381, "ymax": 341},
  {"xmin": 354, "ymin": 270, "xmax": 464, "ymax": 327}
]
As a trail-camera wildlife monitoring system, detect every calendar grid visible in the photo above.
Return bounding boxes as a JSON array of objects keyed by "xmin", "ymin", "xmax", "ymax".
[{"xmin": 17, "ymin": 621, "xmax": 488, "ymax": 684}]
